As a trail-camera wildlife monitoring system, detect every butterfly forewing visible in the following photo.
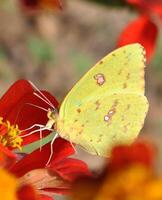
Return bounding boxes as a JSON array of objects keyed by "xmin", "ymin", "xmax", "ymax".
[{"xmin": 60, "ymin": 43, "xmax": 146, "ymax": 112}]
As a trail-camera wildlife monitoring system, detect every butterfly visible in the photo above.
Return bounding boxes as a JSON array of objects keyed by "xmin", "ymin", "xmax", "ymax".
[
  {"xmin": 42, "ymin": 43, "xmax": 148, "ymax": 157},
  {"xmin": 4, "ymin": 43, "xmax": 147, "ymax": 159}
]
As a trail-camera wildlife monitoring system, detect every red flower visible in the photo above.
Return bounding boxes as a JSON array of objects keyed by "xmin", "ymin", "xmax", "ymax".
[
  {"xmin": 19, "ymin": 0, "xmax": 62, "ymax": 14},
  {"xmin": 17, "ymin": 184, "xmax": 39, "ymax": 200},
  {"xmin": 107, "ymin": 141, "xmax": 156, "ymax": 172},
  {"xmin": 0, "ymin": 150, "xmax": 38, "ymax": 200},
  {"xmin": 0, "ymin": 79, "xmax": 58, "ymax": 150},
  {"xmin": 118, "ymin": 15, "xmax": 158, "ymax": 60},
  {"xmin": 10, "ymin": 138, "xmax": 91, "ymax": 200},
  {"xmin": 118, "ymin": 0, "xmax": 162, "ymax": 61},
  {"xmin": 70, "ymin": 141, "xmax": 159, "ymax": 200},
  {"xmin": 127, "ymin": 0, "xmax": 162, "ymax": 16}
]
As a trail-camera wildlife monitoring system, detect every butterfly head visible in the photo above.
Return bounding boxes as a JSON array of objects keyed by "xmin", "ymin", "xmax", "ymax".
[{"xmin": 46, "ymin": 108, "xmax": 58, "ymax": 130}]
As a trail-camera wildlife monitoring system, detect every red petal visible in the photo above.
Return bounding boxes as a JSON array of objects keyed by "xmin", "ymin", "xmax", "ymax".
[
  {"xmin": 0, "ymin": 143, "xmax": 16, "ymax": 158},
  {"xmin": 43, "ymin": 188, "xmax": 69, "ymax": 195},
  {"xmin": 117, "ymin": 15, "xmax": 158, "ymax": 61},
  {"xmin": 126, "ymin": 0, "xmax": 148, "ymax": 8},
  {"xmin": 17, "ymin": 184, "xmax": 39, "ymax": 200},
  {"xmin": 0, "ymin": 143, "xmax": 16, "ymax": 168},
  {"xmin": 20, "ymin": 0, "xmax": 62, "ymax": 13},
  {"xmin": 0, "ymin": 80, "xmax": 33, "ymax": 119},
  {"xmin": 108, "ymin": 141, "xmax": 155, "ymax": 171},
  {"xmin": 127, "ymin": 0, "xmax": 162, "ymax": 16},
  {"xmin": 50, "ymin": 158, "xmax": 91, "ymax": 181},
  {"xmin": 10, "ymin": 138, "xmax": 75, "ymax": 177},
  {"xmin": 40, "ymin": 195, "xmax": 54, "ymax": 200},
  {"xmin": 48, "ymin": 139, "xmax": 76, "ymax": 165}
]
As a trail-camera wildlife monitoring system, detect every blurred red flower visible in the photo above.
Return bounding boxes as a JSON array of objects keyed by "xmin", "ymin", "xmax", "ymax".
[
  {"xmin": 0, "ymin": 79, "xmax": 58, "ymax": 152},
  {"xmin": 118, "ymin": 0, "xmax": 162, "ymax": 61},
  {"xmin": 107, "ymin": 140, "xmax": 156, "ymax": 171},
  {"xmin": 70, "ymin": 141, "xmax": 161, "ymax": 200},
  {"xmin": 10, "ymin": 138, "xmax": 91, "ymax": 200},
  {"xmin": 19, "ymin": 0, "xmax": 62, "ymax": 14},
  {"xmin": 0, "ymin": 149, "xmax": 39, "ymax": 200},
  {"xmin": 0, "ymin": 143, "xmax": 16, "ymax": 168},
  {"xmin": 127, "ymin": 0, "xmax": 162, "ymax": 16}
]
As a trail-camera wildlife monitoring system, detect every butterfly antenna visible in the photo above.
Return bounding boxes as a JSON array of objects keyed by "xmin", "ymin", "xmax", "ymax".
[
  {"xmin": 33, "ymin": 92, "xmax": 55, "ymax": 110},
  {"xmin": 25, "ymin": 103, "xmax": 49, "ymax": 112},
  {"xmin": 28, "ymin": 80, "xmax": 55, "ymax": 109}
]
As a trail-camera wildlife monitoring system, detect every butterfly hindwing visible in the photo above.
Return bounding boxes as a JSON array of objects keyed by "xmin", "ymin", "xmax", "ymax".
[{"xmin": 57, "ymin": 92, "xmax": 148, "ymax": 156}]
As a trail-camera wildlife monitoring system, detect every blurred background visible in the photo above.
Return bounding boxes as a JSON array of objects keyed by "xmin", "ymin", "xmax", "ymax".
[{"xmin": 1, "ymin": 0, "xmax": 162, "ymax": 198}]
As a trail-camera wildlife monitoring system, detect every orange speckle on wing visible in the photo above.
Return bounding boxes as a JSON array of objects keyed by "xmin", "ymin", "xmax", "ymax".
[
  {"xmin": 78, "ymin": 130, "xmax": 83, "ymax": 135},
  {"xmin": 95, "ymin": 100, "xmax": 101, "ymax": 110},
  {"xmin": 118, "ymin": 69, "xmax": 122, "ymax": 75},
  {"xmin": 77, "ymin": 109, "xmax": 81, "ymax": 113},
  {"xmin": 124, "ymin": 124, "xmax": 129, "ymax": 133},
  {"xmin": 123, "ymin": 83, "xmax": 127, "ymax": 89},
  {"xmin": 121, "ymin": 115, "xmax": 125, "ymax": 121},
  {"xmin": 127, "ymin": 73, "xmax": 130, "ymax": 80},
  {"xmin": 97, "ymin": 138, "xmax": 102, "ymax": 143},
  {"xmin": 126, "ymin": 104, "xmax": 130, "ymax": 110},
  {"xmin": 113, "ymin": 99, "xmax": 119, "ymax": 107}
]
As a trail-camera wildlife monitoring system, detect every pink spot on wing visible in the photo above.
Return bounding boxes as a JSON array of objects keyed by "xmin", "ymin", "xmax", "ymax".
[
  {"xmin": 104, "ymin": 108, "xmax": 116, "ymax": 123},
  {"xmin": 104, "ymin": 115, "xmax": 110, "ymax": 121},
  {"xmin": 94, "ymin": 73, "xmax": 105, "ymax": 86}
]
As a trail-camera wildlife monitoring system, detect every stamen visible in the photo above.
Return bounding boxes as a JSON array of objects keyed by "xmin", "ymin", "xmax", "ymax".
[{"xmin": 0, "ymin": 117, "xmax": 22, "ymax": 150}]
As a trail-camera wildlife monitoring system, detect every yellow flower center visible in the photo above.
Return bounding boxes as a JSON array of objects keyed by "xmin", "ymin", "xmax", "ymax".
[
  {"xmin": 0, "ymin": 168, "xmax": 18, "ymax": 200},
  {"xmin": 0, "ymin": 117, "xmax": 23, "ymax": 150}
]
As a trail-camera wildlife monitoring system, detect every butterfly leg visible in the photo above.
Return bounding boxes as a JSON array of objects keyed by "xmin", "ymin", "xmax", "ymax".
[
  {"xmin": 20, "ymin": 124, "xmax": 53, "ymax": 138},
  {"xmin": 20, "ymin": 125, "xmax": 54, "ymax": 152},
  {"xmin": 46, "ymin": 132, "xmax": 59, "ymax": 166},
  {"xmin": 39, "ymin": 128, "xmax": 43, "ymax": 151},
  {"xmin": 20, "ymin": 124, "xmax": 46, "ymax": 133}
]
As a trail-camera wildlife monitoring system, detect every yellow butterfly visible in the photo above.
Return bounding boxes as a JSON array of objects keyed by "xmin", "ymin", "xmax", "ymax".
[{"xmin": 35, "ymin": 43, "xmax": 149, "ymax": 158}]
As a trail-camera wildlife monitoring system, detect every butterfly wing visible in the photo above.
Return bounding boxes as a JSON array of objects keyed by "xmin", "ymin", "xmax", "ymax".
[{"xmin": 57, "ymin": 43, "xmax": 148, "ymax": 156}]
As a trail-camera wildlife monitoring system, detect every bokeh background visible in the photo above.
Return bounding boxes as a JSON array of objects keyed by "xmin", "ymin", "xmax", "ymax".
[{"xmin": 1, "ymin": 0, "xmax": 162, "ymax": 199}]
